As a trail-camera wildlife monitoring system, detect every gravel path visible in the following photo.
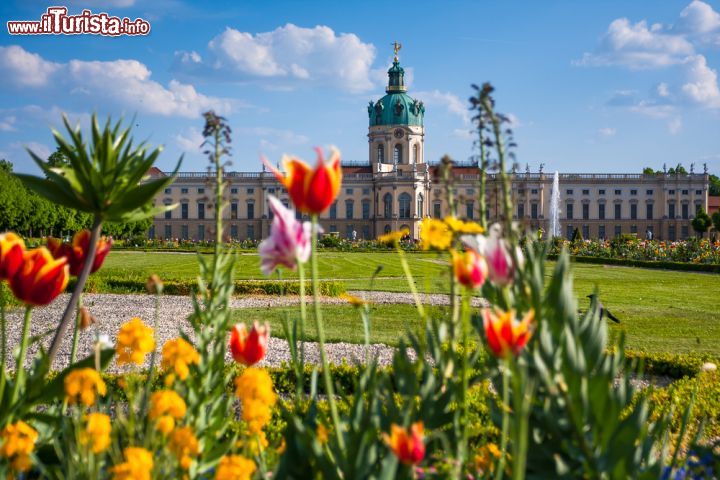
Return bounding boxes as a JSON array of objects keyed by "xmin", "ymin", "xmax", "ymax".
[
  {"xmin": 3, "ymin": 291, "xmax": 474, "ymax": 372},
  {"xmin": 1, "ymin": 293, "xmax": 673, "ymax": 389}
]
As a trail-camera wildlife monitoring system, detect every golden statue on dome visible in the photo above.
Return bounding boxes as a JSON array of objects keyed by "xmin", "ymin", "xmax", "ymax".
[{"xmin": 392, "ymin": 41, "xmax": 402, "ymax": 61}]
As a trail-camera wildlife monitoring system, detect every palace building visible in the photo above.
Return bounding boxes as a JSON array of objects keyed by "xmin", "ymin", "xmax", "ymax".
[{"xmin": 149, "ymin": 48, "xmax": 710, "ymax": 242}]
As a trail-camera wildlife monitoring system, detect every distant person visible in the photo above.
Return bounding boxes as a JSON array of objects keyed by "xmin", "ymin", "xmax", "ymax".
[
  {"xmin": 645, "ymin": 229, "xmax": 653, "ymax": 240},
  {"xmin": 352, "ymin": 229, "xmax": 357, "ymax": 241}
]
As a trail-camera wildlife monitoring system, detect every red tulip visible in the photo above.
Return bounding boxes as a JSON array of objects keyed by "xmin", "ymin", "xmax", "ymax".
[
  {"xmin": 229, "ymin": 322, "xmax": 269, "ymax": 366},
  {"xmin": 264, "ymin": 147, "xmax": 342, "ymax": 215},
  {"xmin": 384, "ymin": 422, "xmax": 425, "ymax": 465},
  {"xmin": 482, "ymin": 308, "xmax": 534, "ymax": 358},
  {"xmin": 451, "ymin": 249, "xmax": 489, "ymax": 289},
  {"xmin": 0, "ymin": 232, "xmax": 25, "ymax": 280},
  {"xmin": 9, "ymin": 247, "xmax": 69, "ymax": 306},
  {"xmin": 47, "ymin": 230, "xmax": 112, "ymax": 276}
]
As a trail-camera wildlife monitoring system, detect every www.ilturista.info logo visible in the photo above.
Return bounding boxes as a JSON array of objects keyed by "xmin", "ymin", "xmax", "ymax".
[{"xmin": 7, "ymin": 7, "xmax": 150, "ymax": 36}]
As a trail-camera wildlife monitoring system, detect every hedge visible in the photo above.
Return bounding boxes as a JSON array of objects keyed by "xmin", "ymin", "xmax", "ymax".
[
  {"xmin": 72, "ymin": 276, "xmax": 346, "ymax": 297},
  {"xmin": 551, "ymin": 254, "xmax": 720, "ymax": 274}
]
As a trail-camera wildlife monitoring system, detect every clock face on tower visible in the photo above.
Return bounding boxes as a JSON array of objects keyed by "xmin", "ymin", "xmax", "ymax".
[{"xmin": 394, "ymin": 128, "xmax": 404, "ymax": 139}]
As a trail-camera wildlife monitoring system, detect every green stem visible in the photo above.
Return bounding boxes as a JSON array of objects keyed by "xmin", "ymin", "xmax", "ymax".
[
  {"xmin": 48, "ymin": 217, "xmax": 103, "ymax": 364},
  {"xmin": 495, "ymin": 357, "xmax": 511, "ymax": 480},
  {"xmin": 397, "ymin": 245, "xmax": 425, "ymax": 319},
  {"xmin": 297, "ymin": 260, "xmax": 307, "ymax": 398},
  {"xmin": 478, "ymin": 118, "xmax": 488, "ymax": 230},
  {"xmin": 511, "ymin": 362, "xmax": 530, "ymax": 480},
  {"xmin": 10, "ymin": 306, "xmax": 33, "ymax": 405},
  {"xmin": 310, "ymin": 217, "xmax": 344, "ymax": 450},
  {"xmin": 214, "ymin": 128, "xmax": 224, "ymax": 253},
  {"xmin": 482, "ymin": 98, "xmax": 513, "ymax": 239},
  {"xmin": 69, "ymin": 294, "xmax": 83, "ymax": 365},
  {"xmin": 457, "ymin": 289, "xmax": 471, "ymax": 475}
]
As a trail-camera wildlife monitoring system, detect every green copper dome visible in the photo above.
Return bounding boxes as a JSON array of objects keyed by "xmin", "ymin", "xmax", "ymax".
[{"xmin": 368, "ymin": 59, "xmax": 424, "ymax": 127}]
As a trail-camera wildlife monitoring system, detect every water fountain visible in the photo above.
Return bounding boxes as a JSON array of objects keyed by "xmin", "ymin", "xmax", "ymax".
[{"xmin": 550, "ymin": 171, "xmax": 561, "ymax": 238}]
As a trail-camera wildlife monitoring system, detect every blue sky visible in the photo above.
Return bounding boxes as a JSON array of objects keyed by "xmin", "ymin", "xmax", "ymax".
[{"xmin": 1, "ymin": 0, "xmax": 719, "ymax": 175}]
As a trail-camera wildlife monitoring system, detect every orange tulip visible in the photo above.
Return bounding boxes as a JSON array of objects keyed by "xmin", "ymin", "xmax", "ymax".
[
  {"xmin": 9, "ymin": 247, "xmax": 69, "ymax": 306},
  {"xmin": 229, "ymin": 322, "xmax": 270, "ymax": 366},
  {"xmin": 0, "ymin": 232, "xmax": 25, "ymax": 280},
  {"xmin": 451, "ymin": 249, "xmax": 489, "ymax": 289},
  {"xmin": 384, "ymin": 422, "xmax": 425, "ymax": 465},
  {"xmin": 264, "ymin": 147, "xmax": 342, "ymax": 214},
  {"xmin": 47, "ymin": 230, "xmax": 112, "ymax": 276},
  {"xmin": 482, "ymin": 309, "xmax": 534, "ymax": 358}
]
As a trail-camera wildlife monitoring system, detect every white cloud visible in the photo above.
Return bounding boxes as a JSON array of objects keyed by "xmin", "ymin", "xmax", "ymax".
[
  {"xmin": 676, "ymin": 0, "xmax": 720, "ymax": 44},
  {"xmin": 575, "ymin": 18, "xmax": 694, "ymax": 69},
  {"xmin": 680, "ymin": 54, "xmax": 720, "ymax": 106},
  {"xmin": 629, "ymin": 101, "xmax": 676, "ymax": 118},
  {"xmin": 237, "ymin": 127, "xmax": 309, "ymax": 145},
  {"xmin": 0, "ymin": 46, "xmax": 59, "ymax": 87},
  {"xmin": 175, "ymin": 24, "xmax": 378, "ymax": 92},
  {"xmin": 415, "ymin": 90, "xmax": 470, "ymax": 124},
  {"xmin": 175, "ymin": 127, "xmax": 204, "ymax": 152},
  {"xmin": 0, "ymin": 116, "xmax": 17, "ymax": 132},
  {"xmin": 0, "ymin": 45, "xmax": 231, "ymax": 119},
  {"xmin": 598, "ymin": 127, "xmax": 617, "ymax": 138},
  {"xmin": 12, "ymin": 141, "xmax": 51, "ymax": 161},
  {"xmin": 656, "ymin": 82, "xmax": 671, "ymax": 97},
  {"xmin": 668, "ymin": 117, "xmax": 683, "ymax": 134}
]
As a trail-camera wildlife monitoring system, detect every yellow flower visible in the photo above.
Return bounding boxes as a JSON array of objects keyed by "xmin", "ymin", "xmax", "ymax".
[
  {"xmin": 116, "ymin": 318, "xmax": 155, "ymax": 366},
  {"xmin": 234, "ymin": 368, "xmax": 277, "ymax": 433},
  {"xmin": 110, "ymin": 447, "xmax": 154, "ymax": 480},
  {"xmin": 149, "ymin": 390, "xmax": 187, "ymax": 435},
  {"xmin": 161, "ymin": 338, "xmax": 200, "ymax": 382},
  {"xmin": 377, "ymin": 228, "xmax": 410, "ymax": 245},
  {"xmin": 340, "ymin": 293, "xmax": 369, "ymax": 308},
  {"xmin": 169, "ymin": 427, "xmax": 200, "ymax": 470},
  {"xmin": 444, "ymin": 216, "xmax": 485, "ymax": 234},
  {"xmin": 316, "ymin": 423, "xmax": 329, "ymax": 445},
  {"xmin": 215, "ymin": 454, "xmax": 256, "ymax": 480},
  {"xmin": 64, "ymin": 368, "xmax": 107, "ymax": 407},
  {"xmin": 420, "ymin": 218, "xmax": 452, "ymax": 251},
  {"xmin": 81, "ymin": 413, "xmax": 112, "ymax": 454},
  {"xmin": 474, "ymin": 442, "xmax": 502, "ymax": 474},
  {"xmin": 0, "ymin": 421, "xmax": 37, "ymax": 473}
]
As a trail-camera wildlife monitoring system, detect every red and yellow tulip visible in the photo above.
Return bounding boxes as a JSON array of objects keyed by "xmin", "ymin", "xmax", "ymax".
[
  {"xmin": 9, "ymin": 247, "xmax": 69, "ymax": 306},
  {"xmin": 0, "ymin": 232, "xmax": 25, "ymax": 280},
  {"xmin": 451, "ymin": 249, "xmax": 489, "ymax": 289},
  {"xmin": 47, "ymin": 230, "xmax": 112, "ymax": 277},
  {"xmin": 229, "ymin": 322, "xmax": 270, "ymax": 366},
  {"xmin": 482, "ymin": 308, "xmax": 534, "ymax": 358},
  {"xmin": 264, "ymin": 147, "xmax": 342, "ymax": 215},
  {"xmin": 384, "ymin": 422, "xmax": 425, "ymax": 465}
]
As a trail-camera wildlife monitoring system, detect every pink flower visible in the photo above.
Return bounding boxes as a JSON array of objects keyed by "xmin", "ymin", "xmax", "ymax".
[
  {"xmin": 462, "ymin": 223, "xmax": 523, "ymax": 286},
  {"xmin": 258, "ymin": 196, "xmax": 313, "ymax": 275}
]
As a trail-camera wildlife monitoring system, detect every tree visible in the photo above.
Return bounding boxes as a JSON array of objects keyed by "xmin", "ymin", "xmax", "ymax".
[
  {"xmin": 642, "ymin": 167, "xmax": 655, "ymax": 175},
  {"xmin": 712, "ymin": 210, "xmax": 720, "ymax": 234},
  {"xmin": 46, "ymin": 147, "xmax": 70, "ymax": 170},
  {"xmin": 0, "ymin": 159, "xmax": 12, "ymax": 173},
  {"xmin": 709, "ymin": 174, "xmax": 720, "ymax": 196},
  {"xmin": 691, "ymin": 207, "xmax": 712, "ymax": 237}
]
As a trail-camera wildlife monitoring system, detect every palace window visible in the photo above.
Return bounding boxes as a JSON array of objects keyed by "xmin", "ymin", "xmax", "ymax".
[
  {"xmin": 230, "ymin": 225, "xmax": 238, "ymax": 238},
  {"xmin": 231, "ymin": 188, "xmax": 238, "ymax": 194},
  {"xmin": 181, "ymin": 188, "xmax": 189, "ymax": 194},
  {"xmin": 329, "ymin": 202, "xmax": 337, "ymax": 219},
  {"xmin": 247, "ymin": 188, "xmax": 254, "ymax": 194},
  {"xmin": 384, "ymin": 193, "xmax": 392, "ymax": 219},
  {"xmin": 198, "ymin": 225, "xmax": 205, "ymax": 241},
  {"xmin": 393, "ymin": 144, "xmax": 403, "ymax": 164},
  {"xmin": 696, "ymin": 189, "xmax": 702, "ymax": 195},
  {"xmin": 614, "ymin": 225, "xmax": 621, "ymax": 237},
  {"xmin": 345, "ymin": 200, "xmax": 354, "ymax": 219},
  {"xmin": 531, "ymin": 203, "xmax": 538, "ymax": 219},
  {"xmin": 362, "ymin": 225, "xmax": 370, "ymax": 240},
  {"xmin": 614, "ymin": 203, "xmax": 621, "ymax": 219},
  {"xmin": 646, "ymin": 189, "xmax": 653, "ymax": 195},
  {"xmin": 362, "ymin": 188, "xmax": 370, "ymax": 195},
  {"xmin": 362, "ymin": 201, "xmax": 370, "ymax": 220},
  {"xmin": 582, "ymin": 189, "xmax": 590, "ymax": 195},
  {"xmin": 566, "ymin": 189, "xmax": 574, "ymax": 195},
  {"xmin": 682, "ymin": 203, "xmax": 689, "ymax": 219},
  {"xmin": 165, "ymin": 210, "xmax": 172, "ymax": 219},
  {"xmin": 466, "ymin": 201, "xmax": 474, "ymax": 219},
  {"xmin": 630, "ymin": 189, "xmax": 638, "ymax": 196},
  {"xmin": 198, "ymin": 188, "xmax": 205, "ymax": 194},
  {"xmin": 377, "ymin": 144, "xmax": 384, "ymax": 163},
  {"xmin": 518, "ymin": 203, "xmax": 525, "ymax": 218},
  {"xmin": 598, "ymin": 225, "xmax": 605, "ymax": 239},
  {"xmin": 399, "ymin": 193, "xmax": 411, "ymax": 219},
  {"xmin": 582, "ymin": 204, "xmax": 589, "ymax": 220},
  {"xmin": 531, "ymin": 189, "xmax": 538, "ymax": 194},
  {"xmin": 614, "ymin": 189, "xmax": 621, "ymax": 195},
  {"xmin": 433, "ymin": 202, "xmax": 441, "ymax": 218},
  {"xmin": 231, "ymin": 203, "xmax": 238, "ymax": 219},
  {"xmin": 630, "ymin": 204, "xmax": 637, "ymax": 220},
  {"xmin": 646, "ymin": 204, "xmax": 653, "ymax": 220},
  {"xmin": 181, "ymin": 203, "xmax": 189, "ymax": 219},
  {"xmin": 164, "ymin": 188, "xmax": 171, "ymax": 194},
  {"xmin": 247, "ymin": 202, "xmax": 254, "ymax": 219},
  {"xmin": 247, "ymin": 225, "xmax": 254, "ymax": 240},
  {"xmin": 668, "ymin": 203, "xmax": 676, "ymax": 218},
  {"xmin": 181, "ymin": 225, "xmax": 188, "ymax": 240},
  {"xmin": 198, "ymin": 203, "xmax": 205, "ymax": 220},
  {"xmin": 566, "ymin": 203, "xmax": 574, "ymax": 220},
  {"xmin": 599, "ymin": 204, "xmax": 605, "ymax": 220},
  {"xmin": 582, "ymin": 225, "xmax": 589, "ymax": 239},
  {"xmin": 346, "ymin": 188, "xmax": 353, "ymax": 195},
  {"xmin": 599, "ymin": 189, "xmax": 605, "ymax": 195},
  {"xmin": 164, "ymin": 224, "xmax": 172, "ymax": 239}
]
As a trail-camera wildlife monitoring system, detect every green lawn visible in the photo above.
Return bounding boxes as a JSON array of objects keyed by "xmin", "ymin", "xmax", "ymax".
[{"xmin": 103, "ymin": 251, "xmax": 720, "ymax": 355}]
